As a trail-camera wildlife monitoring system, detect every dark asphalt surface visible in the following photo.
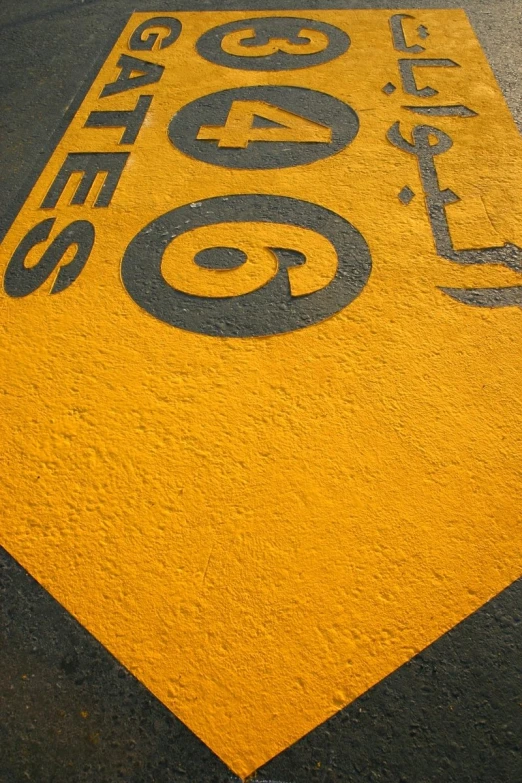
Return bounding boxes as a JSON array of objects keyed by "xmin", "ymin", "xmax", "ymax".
[{"xmin": 1, "ymin": 2, "xmax": 521, "ymax": 781}]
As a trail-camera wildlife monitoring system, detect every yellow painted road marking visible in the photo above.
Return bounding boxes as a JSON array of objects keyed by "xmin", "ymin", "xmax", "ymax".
[{"xmin": 1, "ymin": 10, "xmax": 522, "ymax": 779}]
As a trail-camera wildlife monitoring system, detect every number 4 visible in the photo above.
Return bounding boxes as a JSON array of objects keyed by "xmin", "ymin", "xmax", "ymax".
[{"xmin": 197, "ymin": 100, "xmax": 332, "ymax": 148}]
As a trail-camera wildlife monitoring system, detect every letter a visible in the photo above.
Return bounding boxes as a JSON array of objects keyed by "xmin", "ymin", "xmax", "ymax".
[{"xmin": 100, "ymin": 54, "xmax": 164, "ymax": 98}]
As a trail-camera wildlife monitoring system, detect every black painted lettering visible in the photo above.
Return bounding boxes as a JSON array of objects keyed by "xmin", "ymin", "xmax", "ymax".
[
  {"xmin": 84, "ymin": 95, "xmax": 153, "ymax": 144},
  {"xmin": 41, "ymin": 152, "xmax": 129, "ymax": 209},
  {"xmin": 389, "ymin": 14, "xmax": 426, "ymax": 54},
  {"xmin": 4, "ymin": 218, "xmax": 94, "ymax": 297},
  {"xmin": 129, "ymin": 17, "xmax": 181, "ymax": 51},
  {"xmin": 100, "ymin": 54, "xmax": 164, "ymax": 98},
  {"xmin": 398, "ymin": 58, "xmax": 459, "ymax": 99}
]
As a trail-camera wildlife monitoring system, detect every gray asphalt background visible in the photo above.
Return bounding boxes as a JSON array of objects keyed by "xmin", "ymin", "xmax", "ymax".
[{"xmin": 1, "ymin": 2, "xmax": 521, "ymax": 781}]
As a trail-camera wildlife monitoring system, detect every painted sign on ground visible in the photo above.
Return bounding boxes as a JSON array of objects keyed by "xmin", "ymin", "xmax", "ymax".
[{"xmin": 1, "ymin": 10, "xmax": 521, "ymax": 779}]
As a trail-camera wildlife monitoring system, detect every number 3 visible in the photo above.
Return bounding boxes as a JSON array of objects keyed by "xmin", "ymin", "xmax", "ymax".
[{"xmin": 220, "ymin": 28, "xmax": 329, "ymax": 57}]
